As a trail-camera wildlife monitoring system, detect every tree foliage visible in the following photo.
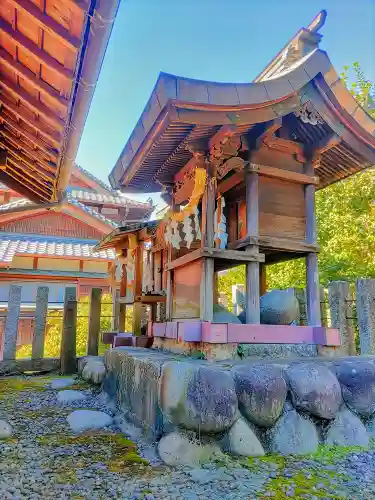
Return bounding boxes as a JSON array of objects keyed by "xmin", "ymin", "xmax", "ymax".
[{"xmin": 219, "ymin": 63, "xmax": 375, "ymax": 299}]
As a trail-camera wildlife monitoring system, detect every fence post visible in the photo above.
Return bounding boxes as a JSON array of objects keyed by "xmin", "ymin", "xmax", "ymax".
[
  {"xmin": 232, "ymin": 284, "xmax": 245, "ymax": 316},
  {"xmin": 3, "ymin": 285, "xmax": 21, "ymax": 360},
  {"xmin": 61, "ymin": 287, "xmax": 77, "ymax": 374},
  {"xmin": 356, "ymin": 279, "xmax": 375, "ymax": 355},
  {"xmin": 87, "ymin": 288, "xmax": 102, "ymax": 356},
  {"xmin": 32, "ymin": 286, "xmax": 49, "ymax": 359},
  {"xmin": 293, "ymin": 288, "xmax": 307, "ymax": 326},
  {"xmin": 328, "ymin": 281, "xmax": 356, "ymax": 356}
]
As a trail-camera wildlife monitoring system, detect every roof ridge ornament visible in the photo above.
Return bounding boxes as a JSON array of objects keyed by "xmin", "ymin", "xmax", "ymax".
[{"xmin": 255, "ymin": 10, "xmax": 327, "ymax": 82}]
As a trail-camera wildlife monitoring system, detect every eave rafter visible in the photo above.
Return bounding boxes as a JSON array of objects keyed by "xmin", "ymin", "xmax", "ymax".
[
  {"xmin": 0, "ymin": 48, "xmax": 69, "ymax": 113},
  {"xmin": 6, "ymin": 0, "xmax": 81, "ymax": 52},
  {"xmin": 0, "ymin": 97, "xmax": 61, "ymax": 149},
  {"xmin": 1, "ymin": 77, "xmax": 65, "ymax": 131},
  {"xmin": 0, "ymin": 17, "xmax": 74, "ymax": 83},
  {"xmin": 0, "ymin": 127, "xmax": 57, "ymax": 166}
]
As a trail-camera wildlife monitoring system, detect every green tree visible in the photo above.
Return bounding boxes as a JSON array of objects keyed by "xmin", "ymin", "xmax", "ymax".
[{"xmin": 219, "ymin": 62, "xmax": 375, "ymax": 300}]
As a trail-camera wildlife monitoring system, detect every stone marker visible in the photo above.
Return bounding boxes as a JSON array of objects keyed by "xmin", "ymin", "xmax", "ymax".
[
  {"xmin": 285, "ymin": 362, "xmax": 342, "ymax": 419},
  {"xmin": 67, "ymin": 410, "xmax": 113, "ymax": 433},
  {"xmin": 238, "ymin": 289, "xmax": 299, "ymax": 325},
  {"xmin": 233, "ymin": 364, "xmax": 287, "ymax": 427}
]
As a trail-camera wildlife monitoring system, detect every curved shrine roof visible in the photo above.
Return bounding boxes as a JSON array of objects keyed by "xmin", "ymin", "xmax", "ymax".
[{"xmin": 109, "ymin": 11, "xmax": 375, "ymax": 193}]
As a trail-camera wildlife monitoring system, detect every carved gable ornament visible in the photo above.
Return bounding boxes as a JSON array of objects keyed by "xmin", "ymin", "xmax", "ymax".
[{"xmin": 295, "ymin": 101, "xmax": 324, "ymax": 126}]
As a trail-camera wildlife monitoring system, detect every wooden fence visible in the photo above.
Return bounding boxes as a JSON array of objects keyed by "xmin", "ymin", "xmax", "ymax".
[{"xmin": 0, "ymin": 286, "xmax": 106, "ymax": 376}]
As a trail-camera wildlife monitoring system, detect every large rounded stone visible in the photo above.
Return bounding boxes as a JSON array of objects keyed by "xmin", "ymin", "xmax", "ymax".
[
  {"xmin": 82, "ymin": 360, "xmax": 106, "ymax": 384},
  {"xmin": 238, "ymin": 289, "xmax": 299, "ymax": 325},
  {"xmin": 325, "ymin": 407, "xmax": 369, "ymax": 447},
  {"xmin": 335, "ymin": 359, "xmax": 375, "ymax": 417},
  {"xmin": 221, "ymin": 417, "xmax": 265, "ymax": 457},
  {"xmin": 266, "ymin": 403, "xmax": 319, "ymax": 455},
  {"xmin": 285, "ymin": 363, "xmax": 342, "ymax": 419},
  {"xmin": 158, "ymin": 430, "xmax": 223, "ymax": 466},
  {"xmin": 260, "ymin": 290, "xmax": 299, "ymax": 325},
  {"xmin": 213, "ymin": 304, "xmax": 241, "ymax": 324},
  {"xmin": 233, "ymin": 364, "xmax": 287, "ymax": 427},
  {"xmin": 160, "ymin": 362, "xmax": 238, "ymax": 433}
]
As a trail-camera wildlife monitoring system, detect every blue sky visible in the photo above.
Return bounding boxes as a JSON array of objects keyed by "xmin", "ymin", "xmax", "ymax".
[{"xmin": 76, "ymin": 0, "xmax": 375, "ymax": 208}]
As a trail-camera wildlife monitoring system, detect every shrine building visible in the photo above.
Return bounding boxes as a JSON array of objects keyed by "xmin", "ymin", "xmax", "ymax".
[{"xmin": 96, "ymin": 11, "xmax": 375, "ymax": 354}]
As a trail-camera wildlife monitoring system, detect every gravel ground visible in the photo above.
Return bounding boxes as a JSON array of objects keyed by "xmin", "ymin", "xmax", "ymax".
[{"xmin": 1, "ymin": 375, "xmax": 375, "ymax": 500}]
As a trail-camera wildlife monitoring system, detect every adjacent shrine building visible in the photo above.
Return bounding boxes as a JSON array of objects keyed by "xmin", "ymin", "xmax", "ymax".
[{"xmin": 97, "ymin": 11, "xmax": 375, "ymax": 353}]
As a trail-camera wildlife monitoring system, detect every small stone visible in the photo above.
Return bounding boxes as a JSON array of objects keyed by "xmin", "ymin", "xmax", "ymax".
[
  {"xmin": 56, "ymin": 390, "xmax": 87, "ymax": 404},
  {"xmin": 50, "ymin": 378, "xmax": 75, "ymax": 390},
  {"xmin": 67, "ymin": 410, "xmax": 113, "ymax": 433},
  {"xmin": 82, "ymin": 361, "xmax": 106, "ymax": 385},
  {"xmin": 0, "ymin": 420, "xmax": 12, "ymax": 439}
]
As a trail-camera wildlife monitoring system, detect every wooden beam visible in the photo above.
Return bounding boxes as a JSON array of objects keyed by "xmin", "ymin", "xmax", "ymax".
[
  {"xmin": 7, "ymin": 0, "xmax": 80, "ymax": 52},
  {"xmin": 0, "ymin": 149, "xmax": 6, "ymax": 167},
  {"xmin": 249, "ymin": 163, "xmax": 319, "ymax": 185},
  {"xmin": 0, "ymin": 18, "xmax": 74, "ymax": 82},
  {"xmin": 228, "ymin": 235, "xmax": 319, "ymax": 253},
  {"xmin": 0, "ymin": 131, "xmax": 57, "ymax": 172},
  {"xmin": 1, "ymin": 96, "xmax": 61, "ymax": 147},
  {"xmin": 203, "ymin": 248, "xmax": 265, "ymax": 263},
  {"xmin": 165, "ymin": 248, "xmax": 203, "ymax": 271},
  {"xmin": 200, "ymin": 258, "xmax": 214, "ymax": 321},
  {"xmin": 1, "ymin": 77, "xmax": 65, "ymax": 131},
  {"xmin": 0, "ymin": 48, "xmax": 69, "ymax": 113},
  {"xmin": 0, "ymin": 357, "xmax": 60, "ymax": 376},
  {"xmin": 60, "ymin": 287, "xmax": 77, "ymax": 374}
]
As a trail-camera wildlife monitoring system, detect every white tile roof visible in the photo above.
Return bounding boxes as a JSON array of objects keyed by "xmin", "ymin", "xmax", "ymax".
[{"xmin": 0, "ymin": 234, "xmax": 115, "ymax": 264}]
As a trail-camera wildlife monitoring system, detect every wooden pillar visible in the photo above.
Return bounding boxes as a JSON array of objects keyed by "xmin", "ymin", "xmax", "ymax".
[
  {"xmin": 154, "ymin": 251, "xmax": 162, "ymax": 293},
  {"xmin": 111, "ymin": 289, "xmax": 120, "ymax": 331},
  {"xmin": 3, "ymin": 284, "xmax": 21, "ymax": 361},
  {"xmin": 60, "ymin": 287, "xmax": 77, "ymax": 374},
  {"xmin": 165, "ymin": 268, "xmax": 173, "ymax": 320},
  {"xmin": 32, "ymin": 286, "xmax": 49, "ymax": 359},
  {"xmin": 87, "ymin": 288, "xmax": 102, "ymax": 356},
  {"xmin": 245, "ymin": 164, "xmax": 260, "ymax": 324},
  {"xmin": 213, "ymin": 272, "xmax": 219, "ymax": 305},
  {"xmin": 200, "ymin": 165, "xmax": 215, "ymax": 321},
  {"xmin": 132, "ymin": 302, "xmax": 142, "ymax": 334},
  {"xmin": 119, "ymin": 303, "xmax": 126, "ymax": 331},
  {"xmin": 305, "ymin": 159, "xmax": 321, "ymax": 326}
]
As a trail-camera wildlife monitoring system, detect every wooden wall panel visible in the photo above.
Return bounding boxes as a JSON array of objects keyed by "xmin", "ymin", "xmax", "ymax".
[
  {"xmin": 252, "ymin": 148, "xmax": 304, "ymax": 173},
  {"xmin": 1, "ymin": 212, "xmax": 102, "ymax": 239},
  {"xmin": 172, "ymin": 259, "xmax": 202, "ymax": 319},
  {"xmin": 236, "ymin": 177, "xmax": 306, "ymax": 240}
]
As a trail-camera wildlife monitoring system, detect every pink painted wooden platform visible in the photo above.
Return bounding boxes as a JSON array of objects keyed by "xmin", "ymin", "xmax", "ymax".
[{"xmin": 151, "ymin": 321, "xmax": 341, "ymax": 346}]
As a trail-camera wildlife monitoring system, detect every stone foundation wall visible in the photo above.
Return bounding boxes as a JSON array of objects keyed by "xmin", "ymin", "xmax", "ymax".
[{"xmin": 103, "ymin": 347, "xmax": 375, "ymax": 465}]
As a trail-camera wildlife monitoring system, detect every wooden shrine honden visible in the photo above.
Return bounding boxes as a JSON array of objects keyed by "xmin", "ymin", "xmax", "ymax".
[{"xmin": 96, "ymin": 11, "xmax": 375, "ymax": 349}]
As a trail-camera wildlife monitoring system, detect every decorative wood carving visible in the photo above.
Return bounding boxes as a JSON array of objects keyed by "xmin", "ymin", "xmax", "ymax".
[
  {"xmin": 174, "ymin": 151, "xmax": 207, "ymax": 204},
  {"xmin": 214, "ymin": 196, "xmax": 228, "ymax": 249},
  {"xmin": 217, "ymin": 156, "xmax": 246, "ymax": 180},
  {"xmin": 261, "ymin": 135, "xmax": 306, "ymax": 163},
  {"xmin": 295, "ymin": 101, "xmax": 324, "ymax": 126}
]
